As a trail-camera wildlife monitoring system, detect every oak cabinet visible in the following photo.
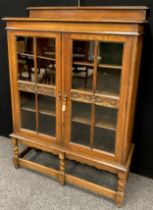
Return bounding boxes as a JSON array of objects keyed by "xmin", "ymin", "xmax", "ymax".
[{"xmin": 3, "ymin": 6, "xmax": 148, "ymax": 207}]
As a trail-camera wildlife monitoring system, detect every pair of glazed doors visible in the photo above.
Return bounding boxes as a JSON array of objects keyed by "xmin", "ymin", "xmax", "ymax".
[{"xmin": 9, "ymin": 30, "xmax": 133, "ymax": 162}]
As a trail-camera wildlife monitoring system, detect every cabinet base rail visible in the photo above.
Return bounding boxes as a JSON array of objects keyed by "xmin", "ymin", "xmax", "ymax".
[{"xmin": 12, "ymin": 136, "xmax": 134, "ymax": 208}]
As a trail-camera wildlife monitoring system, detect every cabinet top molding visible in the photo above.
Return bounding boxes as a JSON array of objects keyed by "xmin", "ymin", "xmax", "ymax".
[
  {"xmin": 3, "ymin": 6, "xmax": 148, "ymax": 24},
  {"xmin": 27, "ymin": 6, "xmax": 149, "ymax": 24},
  {"xmin": 27, "ymin": 6, "xmax": 148, "ymax": 10}
]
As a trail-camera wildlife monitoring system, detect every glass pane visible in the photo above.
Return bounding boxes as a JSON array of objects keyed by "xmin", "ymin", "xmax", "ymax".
[
  {"xmin": 72, "ymin": 40, "xmax": 94, "ymax": 91},
  {"xmin": 39, "ymin": 114, "xmax": 56, "ymax": 136},
  {"xmin": 96, "ymin": 42, "xmax": 123, "ymax": 95},
  {"xmin": 99, "ymin": 42, "xmax": 123, "ymax": 65},
  {"xmin": 38, "ymin": 95, "xmax": 56, "ymax": 115},
  {"xmin": 36, "ymin": 38, "xmax": 56, "ymax": 85},
  {"xmin": 96, "ymin": 68, "xmax": 121, "ymax": 95},
  {"xmin": 16, "ymin": 37, "xmax": 34, "ymax": 82},
  {"xmin": 93, "ymin": 128, "xmax": 115, "ymax": 153},
  {"xmin": 38, "ymin": 95, "xmax": 56, "ymax": 136},
  {"xmin": 71, "ymin": 122, "xmax": 90, "ymax": 146},
  {"xmin": 93, "ymin": 105, "xmax": 118, "ymax": 153},
  {"xmin": 71, "ymin": 101, "xmax": 91, "ymax": 146},
  {"xmin": 20, "ymin": 91, "xmax": 36, "ymax": 131}
]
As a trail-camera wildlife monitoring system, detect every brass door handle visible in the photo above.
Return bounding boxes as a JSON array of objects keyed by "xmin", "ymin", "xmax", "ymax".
[{"xmin": 62, "ymin": 93, "xmax": 67, "ymax": 112}]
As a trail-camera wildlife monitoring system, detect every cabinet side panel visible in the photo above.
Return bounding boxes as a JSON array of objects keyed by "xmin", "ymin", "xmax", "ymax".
[
  {"xmin": 115, "ymin": 37, "xmax": 133, "ymax": 163},
  {"xmin": 123, "ymin": 36, "xmax": 143, "ymax": 163}
]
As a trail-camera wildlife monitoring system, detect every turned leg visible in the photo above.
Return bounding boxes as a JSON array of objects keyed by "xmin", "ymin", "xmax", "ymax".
[
  {"xmin": 12, "ymin": 138, "xmax": 20, "ymax": 169},
  {"xmin": 115, "ymin": 172, "xmax": 127, "ymax": 208},
  {"xmin": 59, "ymin": 153, "xmax": 65, "ymax": 185}
]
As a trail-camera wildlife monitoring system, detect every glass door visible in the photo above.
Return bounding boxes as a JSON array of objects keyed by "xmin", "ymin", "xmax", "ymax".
[
  {"xmin": 15, "ymin": 32, "xmax": 61, "ymax": 144},
  {"xmin": 63, "ymin": 33, "xmax": 131, "ymax": 161}
]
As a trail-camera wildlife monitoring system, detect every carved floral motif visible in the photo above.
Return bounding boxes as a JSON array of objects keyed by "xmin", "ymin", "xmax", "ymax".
[
  {"xmin": 18, "ymin": 82, "xmax": 55, "ymax": 96},
  {"xmin": 71, "ymin": 90, "xmax": 119, "ymax": 108}
]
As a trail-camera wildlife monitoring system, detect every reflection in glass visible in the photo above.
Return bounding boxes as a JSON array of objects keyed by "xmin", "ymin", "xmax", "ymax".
[
  {"xmin": 20, "ymin": 91, "xmax": 36, "ymax": 131},
  {"xmin": 71, "ymin": 101, "xmax": 91, "ymax": 146},
  {"xmin": 38, "ymin": 95, "xmax": 56, "ymax": 136},
  {"xmin": 72, "ymin": 40, "xmax": 94, "ymax": 91},
  {"xmin": 96, "ymin": 42, "xmax": 123, "ymax": 95},
  {"xmin": 16, "ymin": 37, "xmax": 34, "ymax": 82},
  {"xmin": 36, "ymin": 38, "xmax": 56, "ymax": 85}
]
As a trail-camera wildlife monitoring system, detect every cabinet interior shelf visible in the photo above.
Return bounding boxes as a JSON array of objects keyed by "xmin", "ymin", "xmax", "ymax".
[
  {"xmin": 18, "ymin": 52, "xmax": 55, "ymax": 61},
  {"xmin": 21, "ymin": 106, "xmax": 116, "ymax": 131},
  {"xmin": 72, "ymin": 116, "xmax": 116, "ymax": 131},
  {"xmin": 21, "ymin": 106, "xmax": 55, "ymax": 117},
  {"xmin": 73, "ymin": 61, "xmax": 122, "ymax": 70}
]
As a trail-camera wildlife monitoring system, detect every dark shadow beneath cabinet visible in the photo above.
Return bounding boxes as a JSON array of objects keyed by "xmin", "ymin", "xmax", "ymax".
[{"xmin": 23, "ymin": 149, "xmax": 118, "ymax": 190}]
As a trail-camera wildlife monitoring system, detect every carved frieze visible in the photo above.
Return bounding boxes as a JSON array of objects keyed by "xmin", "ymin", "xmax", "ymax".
[
  {"xmin": 18, "ymin": 81, "xmax": 55, "ymax": 96},
  {"xmin": 18, "ymin": 82, "xmax": 36, "ymax": 93},
  {"xmin": 71, "ymin": 90, "xmax": 119, "ymax": 108},
  {"xmin": 37, "ymin": 85, "xmax": 55, "ymax": 96}
]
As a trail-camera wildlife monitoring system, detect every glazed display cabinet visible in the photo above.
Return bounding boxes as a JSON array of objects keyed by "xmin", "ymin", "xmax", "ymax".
[{"xmin": 3, "ymin": 6, "xmax": 148, "ymax": 207}]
